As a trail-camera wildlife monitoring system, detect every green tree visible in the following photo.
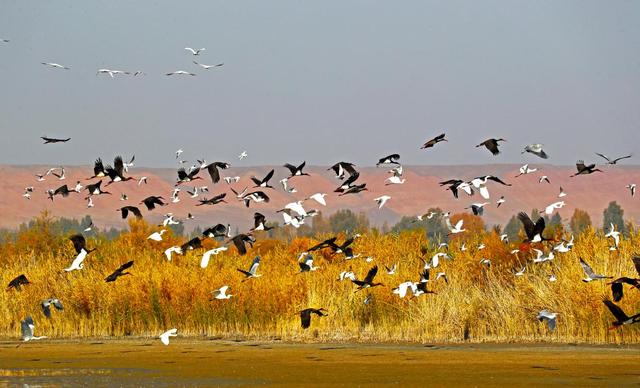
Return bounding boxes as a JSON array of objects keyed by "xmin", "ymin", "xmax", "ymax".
[
  {"xmin": 603, "ymin": 201, "xmax": 627, "ymax": 235},
  {"xmin": 570, "ymin": 208, "xmax": 591, "ymax": 234},
  {"xmin": 503, "ymin": 215, "xmax": 521, "ymax": 241}
]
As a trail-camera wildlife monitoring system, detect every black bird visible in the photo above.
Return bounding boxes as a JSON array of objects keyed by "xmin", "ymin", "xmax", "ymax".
[
  {"xmin": 117, "ymin": 206, "xmax": 143, "ymax": 219},
  {"xmin": 334, "ymin": 171, "xmax": 361, "ymax": 193},
  {"xmin": 376, "ymin": 154, "xmax": 400, "ymax": 166},
  {"xmin": 48, "ymin": 184, "xmax": 75, "ymax": 200},
  {"xmin": 176, "ymin": 167, "xmax": 202, "ymax": 185},
  {"xmin": 41, "ymin": 136, "xmax": 70, "ymax": 144},
  {"xmin": 230, "ymin": 234, "xmax": 255, "ymax": 255},
  {"xmin": 299, "ymin": 308, "xmax": 327, "ymax": 329},
  {"xmin": 203, "ymin": 224, "xmax": 231, "ymax": 238},
  {"xmin": 421, "ymin": 133, "xmax": 447, "ymax": 149},
  {"xmin": 7, "ymin": 274, "xmax": 30, "ymax": 291},
  {"xmin": 105, "ymin": 156, "xmax": 135, "ymax": 185},
  {"xmin": 85, "ymin": 180, "xmax": 111, "ymax": 197},
  {"xmin": 607, "ymin": 256, "xmax": 640, "ymax": 302},
  {"xmin": 206, "ymin": 162, "xmax": 231, "ymax": 184},
  {"xmin": 69, "ymin": 234, "xmax": 94, "ymax": 254},
  {"xmin": 602, "ymin": 297, "xmax": 640, "ymax": 329},
  {"xmin": 328, "ymin": 162, "xmax": 357, "ymax": 179},
  {"xmin": 338, "ymin": 183, "xmax": 368, "ymax": 196},
  {"xmin": 196, "ymin": 193, "xmax": 227, "ymax": 206},
  {"xmin": 41, "ymin": 298, "xmax": 63, "ymax": 318},
  {"xmin": 570, "ymin": 161, "xmax": 603, "ymax": 177},
  {"xmin": 283, "ymin": 161, "xmax": 310, "ymax": 178},
  {"xmin": 251, "ymin": 212, "xmax": 273, "ymax": 231},
  {"xmin": 476, "ymin": 138, "xmax": 506, "ymax": 155},
  {"xmin": 105, "ymin": 261, "xmax": 134, "ymax": 282},
  {"xmin": 88, "ymin": 158, "xmax": 107, "ymax": 179},
  {"xmin": 140, "ymin": 196, "xmax": 166, "ymax": 210},
  {"xmin": 517, "ymin": 212, "xmax": 549, "ymax": 243},
  {"xmin": 595, "ymin": 153, "xmax": 632, "ymax": 165},
  {"xmin": 307, "ymin": 237, "xmax": 338, "ymax": 252},
  {"xmin": 352, "ymin": 266, "xmax": 384, "ymax": 292},
  {"xmin": 251, "ymin": 169, "xmax": 275, "ymax": 189},
  {"xmin": 181, "ymin": 237, "xmax": 203, "ymax": 252}
]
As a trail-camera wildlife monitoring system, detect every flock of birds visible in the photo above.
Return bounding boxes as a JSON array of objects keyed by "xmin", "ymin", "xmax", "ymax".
[
  {"xmin": 2, "ymin": 37, "xmax": 639, "ymax": 340},
  {"xmin": 7, "ymin": 131, "xmax": 639, "ymax": 343}
]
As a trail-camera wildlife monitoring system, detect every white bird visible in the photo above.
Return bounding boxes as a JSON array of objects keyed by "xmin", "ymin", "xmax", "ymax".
[
  {"xmin": 548, "ymin": 274, "xmax": 557, "ymax": 282},
  {"xmin": 338, "ymin": 270, "xmax": 356, "ymax": 281},
  {"xmin": 513, "ymin": 266, "xmax": 526, "ymax": 277},
  {"xmin": 159, "ymin": 328, "xmax": 177, "ymax": 345},
  {"xmin": 436, "ymin": 272, "xmax": 448, "ymax": 283},
  {"xmin": 211, "ymin": 286, "xmax": 232, "ymax": 300},
  {"xmin": 185, "ymin": 47, "xmax": 205, "ymax": 55},
  {"xmin": 415, "ymin": 211, "xmax": 437, "ymax": 221},
  {"xmin": 42, "ymin": 62, "xmax": 70, "ymax": 70},
  {"xmin": 166, "ymin": 70, "xmax": 196, "ymax": 76},
  {"xmin": 522, "ymin": 144, "xmax": 549, "ymax": 159},
  {"xmin": 282, "ymin": 201, "xmax": 307, "ymax": 217},
  {"xmin": 97, "ymin": 68, "xmax": 130, "ymax": 77},
  {"xmin": 536, "ymin": 310, "xmax": 557, "ymax": 331},
  {"xmin": 374, "ymin": 195, "xmax": 391, "ymax": 209},
  {"xmin": 298, "ymin": 254, "xmax": 319, "ymax": 272},
  {"xmin": 479, "ymin": 258, "xmax": 491, "ymax": 267},
  {"xmin": 21, "ymin": 316, "xmax": 47, "ymax": 341},
  {"xmin": 466, "ymin": 202, "xmax": 489, "ymax": 216},
  {"xmin": 121, "ymin": 193, "xmax": 129, "ymax": 201},
  {"xmin": 626, "ymin": 184, "xmax": 636, "ymax": 197},
  {"xmin": 73, "ymin": 181, "xmax": 83, "ymax": 192},
  {"xmin": 542, "ymin": 201, "xmax": 565, "ymax": 215},
  {"xmin": 238, "ymin": 151, "xmax": 248, "ymax": 160},
  {"xmin": 385, "ymin": 176, "xmax": 405, "ymax": 185},
  {"xmin": 87, "ymin": 197, "xmax": 94, "ymax": 208},
  {"xmin": 605, "ymin": 223, "xmax": 621, "ymax": 249},
  {"xmin": 200, "ymin": 247, "xmax": 228, "ymax": 268},
  {"xmin": 282, "ymin": 212, "xmax": 303, "ymax": 228},
  {"xmin": 533, "ymin": 249, "xmax": 554, "ymax": 263},
  {"xmin": 516, "ymin": 164, "xmax": 538, "ymax": 177},
  {"xmin": 496, "ymin": 196, "xmax": 506, "ymax": 207},
  {"xmin": 500, "ymin": 234, "xmax": 509, "ymax": 242},
  {"xmin": 392, "ymin": 281, "xmax": 417, "ymax": 298},
  {"xmin": 164, "ymin": 246, "xmax": 182, "ymax": 261},
  {"xmin": 193, "ymin": 61, "xmax": 223, "ymax": 69},
  {"xmin": 162, "ymin": 214, "xmax": 180, "ymax": 227},
  {"xmin": 385, "ymin": 263, "xmax": 397, "ymax": 275},
  {"xmin": 175, "ymin": 149, "xmax": 184, "ymax": 159},
  {"xmin": 280, "ymin": 178, "xmax": 297, "ymax": 193},
  {"xmin": 477, "ymin": 243, "xmax": 486, "ymax": 250},
  {"xmin": 538, "ymin": 175, "xmax": 550, "ymax": 184},
  {"xmin": 138, "ymin": 177, "xmax": 147, "ymax": 186},
  {"xmin": 553, "ymin": 241, "xmax": 571, "ymax": 253},
  {"xmin": 445, "ymin": 218, "xmax": 465, "ymax": 234},
  {"xmin": 83, "ymin": 222, "xmax": 93, "ymax": 232},
  {"xmin": 64, "ymin": 249, "xmax": 88, "ymax": 272},
  {"xmin": 558, "ymin": 187, "xmax": 567, "ymax": 198},
  {"xmin": 224, "ymin": 176, "xmax": 241, "ymax": 184},
  {"xmin": 147, "ymin": 230, "xmax": 167, "ymax": 242},
  {"xmin": 307, "ymin": 193, "xmax": 327, "ymax": 206}
]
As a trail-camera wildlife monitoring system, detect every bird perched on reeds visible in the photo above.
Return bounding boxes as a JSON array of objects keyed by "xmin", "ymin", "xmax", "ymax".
[{"xmin": 299, "ymin": 308, "xmax": 327, "ymax": 329}]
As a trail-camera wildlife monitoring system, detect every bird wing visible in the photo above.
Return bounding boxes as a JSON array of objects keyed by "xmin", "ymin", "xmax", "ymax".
[
  {"xmin": 602, "ymin": 298, "xmax": 629, "ymax": 321},
  {"xmin": 517, "ymin": 212, "xmax": 535, "ymax": 240},
  {"xmin": 487, "ymin": 176, "xmax": 510, "ymax": 186},
  {"xmin": 611, "ymin": 282, "xmax": 624, "ymax": 302},
  {"xmin": 262, "ymin": 169, "xmax": 275, "ymax": 183},
  {"xmin": 579, "ymin": 258, "xmax": 595, "ymax": 277},
  {"xmin": 595, "ymin": 153, "xmax": 610, "ymax": 162},
  {"xmin": 114, "ymin": 156, "xmax": 124, "ymax": 176},
  {"xmin": 283, "ymin": 163, "xmax": 297, "ymax": 174},
  {"xmin": 206, "ymin": 164, "xmax": 221, "ymax": 183},
  {"xmin": 632, "ymin": 256, "xmax": 640, "ymax": 277},
  {"xmin": 300, "ymin": 309, "xmax": 312, "ymax": 329},
  {"xmin": 454, "ymin": 219, "xmax": 464, "ymax": 231},
  {"xmin": 69, "ymin": 234, "xmax": 86, "ymax": 254},
  {"xmin": 41, "ymin": 302, "xmax": 52, "ymax": 318},
  {"xmin": 118, "ymin": 260, "xmax": 134, "ymax": 272},
  {"xmin": 233, "ymin": 236, "xmax": 248, "ymax": 255},
  {"xmin": 363, "ymin": 266, "xmax": 378, "ymax": 284},
  {"xmin": 612, "ymin": 155, "xmax": 632, "ymax": 163},
  {"xmin": 249, "ymin": 256, "xmax": 260, "ymax": 274}
]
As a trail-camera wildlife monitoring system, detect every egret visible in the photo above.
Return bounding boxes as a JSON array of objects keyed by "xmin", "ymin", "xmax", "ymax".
[
  {"xmin": 159, "ymin": 328, "xmax": 177, "ymax": 345},
  {"xmin": 200, "ymin": 247, "xmax": 228, "ymax": 268},
  {"xmin": 211, "ymin": 286, "xmax": 232, "ymax": 300}
]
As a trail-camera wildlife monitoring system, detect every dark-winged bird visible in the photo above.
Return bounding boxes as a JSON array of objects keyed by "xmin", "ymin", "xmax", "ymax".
[
  {"xmin": 595, "ymin": 153, "xmax": 632, "ymax": 165},
  {"xmin": 421, "ymin": 133, "xmax": 447, "ymax": 149},
  {"xmin": 203, "ymin": 224, "xmax": 230, "ymax": 238},
  {"xmin": 570, "ymin": 160, "xmax": 603, "ymax": 177},
  {"xmin": 327, "ymin": 162, "xmax": 357, "ymax": 179},
  {"xmin": 41, "ymin": 298, "xmax": 63, "ymax": 318},
  {"xmin": 140, "ymin": 196, "xmax": 166, "ymax": 210},
  {"xmin": 206, "ymin": 162, "xmax": 231, "ymax": 184},
  {"xmin": 7, "ymin": 274, "xmax": 30, "ymax": 291},
  {"xmin": 299, "ymin": 308, "xmax": 327, "ymax": 329},
  {"xmin": 284, "ymin": 161, "xmax": 310, "ymax": 178},
  {"xmin": 517, "ymin": 212, "xmax": 548, "ymax": 243},
  {"xmin": 41, "ymin": 136, "xmax": 70, "ymax": 144},
  {"xmin": 196, "ymin": 193, "xmax": 227, "ymax": 206},
  {"xmin": 230, "ymin": 234, "xmax": 255, "ymax": 255},
  {"xmin": 105, "ymin": 261, "xmax": 134, "ymax": 282},
  {"xmin": 607, "ymin": 256, "xmax": 640, "ymax": 301},
  {"xmin": 476, "ymin": 138, "xmax": 506, "ymax": 155},
  {"xmin": 70, "ymin": 234, "xmax": 94, "ymax": 254},
  {"xmin": 602, "ymin": 297, "xmax": 640, "ymax": 329},
  {"xmin": 251, "ymin": 169, "xmax": 275, "ymax": 188},
  {"xmin": 352, "ymin": 265, "xmax": 384, "ymax": 292},
  {"xmin": 376, "ymin": 154, "xmax": 400, "ymax": 167},
  {"xmin": 117, "ymin": 206, "xmax": 143, "ymax": 219}
]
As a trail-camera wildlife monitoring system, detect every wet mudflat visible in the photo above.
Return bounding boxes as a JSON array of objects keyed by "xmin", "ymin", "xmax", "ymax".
[{"xmin": 0, "ymin": 340, "xmax": 638, "ymax": 387}]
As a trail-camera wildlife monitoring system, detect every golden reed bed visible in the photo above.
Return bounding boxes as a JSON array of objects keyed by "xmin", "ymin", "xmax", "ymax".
[{"xmin": 1, "ymin": 216, "xmax": 638, "ymax": 344}]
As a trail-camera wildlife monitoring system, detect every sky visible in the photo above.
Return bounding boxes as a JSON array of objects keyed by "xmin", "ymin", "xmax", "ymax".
[{"xmin": 0, "ymin": 0, "xmax": 639, "ymax": 168}]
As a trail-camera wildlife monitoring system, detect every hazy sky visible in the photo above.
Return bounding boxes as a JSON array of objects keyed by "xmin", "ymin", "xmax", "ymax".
[{"xmin": 1, "ymin": 0, "xmax": 639, "ymax": 168}]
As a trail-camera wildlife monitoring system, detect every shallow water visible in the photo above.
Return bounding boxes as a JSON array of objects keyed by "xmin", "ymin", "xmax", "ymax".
[{"xmin": 0, "ymin": 340, "xmax": 638, "ymax": 386}]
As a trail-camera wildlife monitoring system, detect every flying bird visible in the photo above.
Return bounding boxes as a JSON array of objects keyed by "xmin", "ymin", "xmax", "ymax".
[
  {"xmin": 625, "ymin": 184, "xmax": 636, "ymax": 197},
  {"xmin": 21, "ymin": 316, "xmax": 47, "ymax": 341},
  {"xmin": 536, "ymin": 310, "xmax": 557, "ymax": 331},
  {"xmin": 251, "ymin": 169, "xmax": 275, "ymax": 188},
  {"xmin": 421, "ymin": 133, "xmax": 447, "ymax": 149},
  {"xmin": 571, "ymin": 161, "xmax": 603, "ymax": 177},
  {"xmin": 210, "ymin": 286, "xmax": 232, "ymax": 300},
  {"xmin": 328, "ymin": 162, "xmax": 357, "ymax": 179},
  {"xmin": 117, "ymin": 206, "xmax": 142, "ymax": 219},
  {"xmin": 283, "ymin": 161, "xmax": 310, "ymax": 178},
  {"xmin": 542, "ymin": 201, "xmax": 565, "ymax": 215},
  {"xmin": 352, "ymin": 266, "xmax": 384, "ymax": 292},
  {"xmin": 230, "ymin": 234, "xmax": 255, "ymax": 255},
  {"xmin": 374, "ymin": 195, "xmax": 391, "ymax": 209},
  {"xmin": 185, "ymin": 47, "xmax": 206, "ymax": 55},
  {"xmin": 41, "ymin": 136, "xmax": 70, "ymax": 144},
  {"xmin": 193, "ymin": 61, "xmax": 223, "ymax": 69},
  {"xmin": 42, "ymin": 62, "xmax": 70, "ymax": 70},
  {"xmin": 580, "ymin": 258, "xmax": 612, "ymax": 282},
  {"xmin": 376, "ymin": 154, "xmax": 400, "ymax": 166},
  {"xmin": 159, "ymin": 328, "xmax": 177, "ymax": 345},
  {"xmin": 476, "ymin": 138, "xmax": 505, "ymax": 155},
  {"xmin": 518, "ymin": 212, "xmax": 549, "ymax": 242},
  {"xmin": 200, "ymin": 247, "xmax": 228, "ymax": 268},
  {"xmin": 7, "ymin": 274, "xmax": 30, "ymax": 291},
  {"xmin": 595, "ymin": 153, "xmax": 632, "ymax": 165},
  {"xmin": 299, "ymin": 308, "xmax": 327, "ymax": 329},
  {"xmin": 166, "ymin": 70, "xmax": 196, "ymax": 76},
  {"xmin": 602, "ymin": 298, "xmax": 640, "ymax": 329},
  {"xmin": 41, "ymin": 298, "xmax": 63, "ymax": 318},
  {"xmin": 522, "ymin": 144, "xmax": 548, "ymax": 159},
  {"xmin": 237, "ymin": 255, "xmax": 261, "ymax": 281},
  {"xmin": 105, "ymin": 261, "xmax": 134, "ymax": 282}
]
